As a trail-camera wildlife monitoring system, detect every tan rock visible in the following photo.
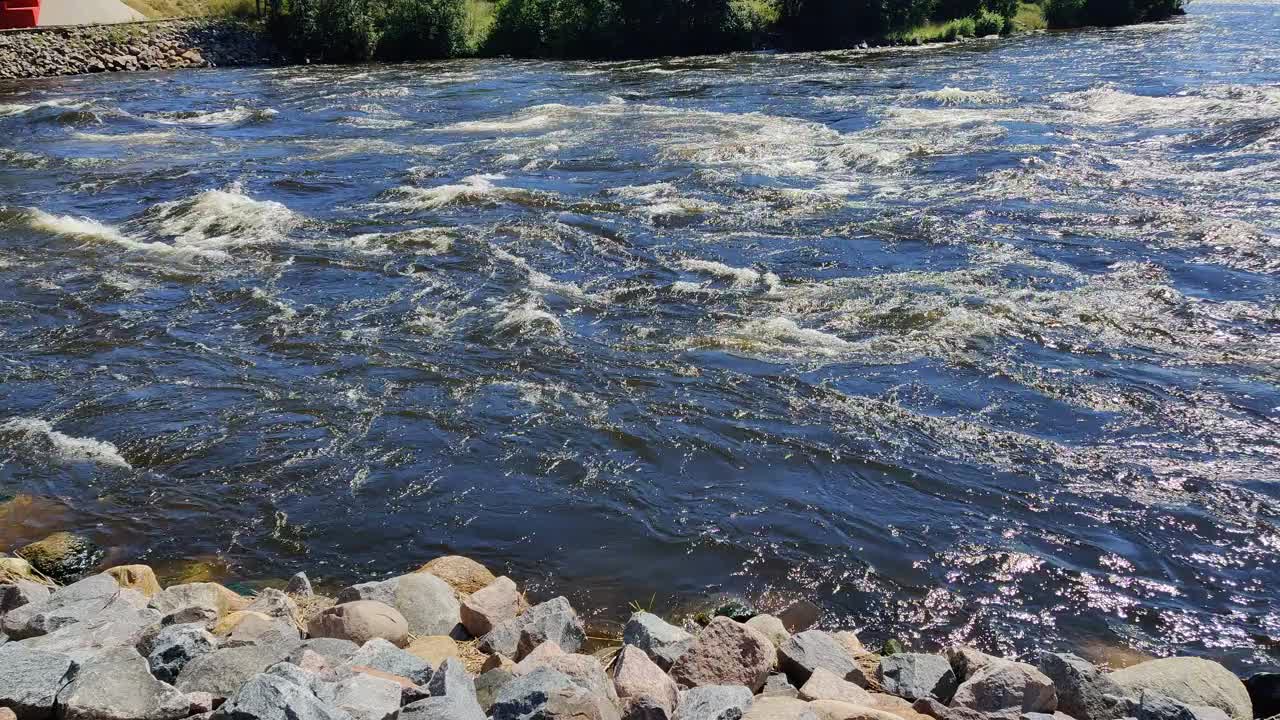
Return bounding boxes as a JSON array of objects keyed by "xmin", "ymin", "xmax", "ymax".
[
  {"xmin": 0, "ymin": 706, "xmax": 16, "ymax": 720},
  {"xmin": 670, "ymin": 616, "xmax": 776, "ymax": 693},
  {"xmin": 307, "ymin": 600, "xmax": 409, "ymax": 647},
  {"xmin": 514, "ymin": 639, "xmax": 565, "ymax": 672},
  {"xmin": 407, "ymin": 635, "xmax": 461, "ymax": 666},
  {"xmin": 808, "ymin": 700, "xmax": 904, "ymax": 720},
  {"xmin": 835, "ymin": 631, "xmax": 866, "ymax": 657},
  {"xmin": 867, "ymin": 693, "xmax": 934, "ymax": 720},
  {"xmin": 747, "ymin": 614, "xmax": 791, "ymax": 649},
  {"xmin": 460, "ymin": 576, "xmax": 525, "ymax": 636},
  {"xmin": 0, "ymin": 557, "xmax": 39, "ymax": 582},
  {"xmin": 745, "ymin": 696, "xmax": 821, "ymax": 720},
  {"xmin": 105, "ymin": 565, "xmax": 162, "ymax": 597},
  {"xmin": 212, "ymin": 610, "xmax": 298, "ymax": 644},
  {"xmin": 801, "ymin": 668, "xmax": 875, "ymax": 705},
  {"xmin": 414, "ymin": 555, "xmax": 496, "ymax": 595},
  {"xmin": 149, "ymin": 582, "xmax": 249, "ymax": 619}
]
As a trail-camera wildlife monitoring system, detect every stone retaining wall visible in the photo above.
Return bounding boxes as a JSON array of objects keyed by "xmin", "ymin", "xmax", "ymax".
[{"xmin": 0, "ymin": 19, "xmax": 277, "ymax": 80}]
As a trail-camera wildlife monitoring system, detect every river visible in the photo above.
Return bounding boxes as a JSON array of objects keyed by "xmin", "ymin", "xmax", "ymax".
[{"xmin": 1, "ymin": 1, "xmax": 1277, "ymax": 672}]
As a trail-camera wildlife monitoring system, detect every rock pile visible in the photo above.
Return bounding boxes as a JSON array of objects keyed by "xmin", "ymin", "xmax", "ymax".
[
  {"xmin": 0, "ymin": 20, "xmax": 276, "ymax": 80},
  {"xmin": 0, "ymin": 555, "xmax": 1262, "ymax": 720}
]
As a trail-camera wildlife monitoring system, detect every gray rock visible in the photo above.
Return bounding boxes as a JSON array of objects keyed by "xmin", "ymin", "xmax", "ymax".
[
  {"xmin": 20, "ymin": 606, "xmax": 161, "ymax": 664},
  {"xmin": 1036, "ymin": 652, "xmax": 1123, "ymax": 720},
  {"xmin": 0, "ymin": 580, "xmax": 51, "ymax": 617},
  {"xmin": 491, "ymin": 666, "xmax": 621, "ymax": 720},
  {"xmin": 744, "ymin": 616, "xmax": 789, "ymax": 650},
  {"xmin": 517, "ymin": 597, "xmax": 586, "ymax": 659},
  {"xmin": 1133, "ymin": 692, "xmax": 1232, "ymax": 720},
  {"xmin": 342, "ymin": 638, "xmax": 432, "ymax": 685},
  {"xmin": 1245, "ymin": 673, "xmax": 1280, "ymax": 720},
  {"xmin": 400, "ymin": 694, "xmax": 485, "ymax": 720},
  {"xmin": 480, "ymin": 619, "xmax": 523, "ymax": 657},
  {"xmin": 161, "ymin": 606, "xmax": 219, "ymax": 629},
  {"xmin": 57, "ymin": 647, "xmax": 189, "ymax": 720},
  {"xmin": 3, "ymin": 574, "xmax": 148, "ymax": 640},
  {"xmin": 763, "ymin": 674, "xmax": 799, "ymax": 698},
  {"xmin": 670, "ymin": 617, "xmax": 775, "ymax": 693},
  {"xmin": 951, "ymin": 660, "xmax": 1057, "ymax": 714},
  {"xmin": 215, "ymin": 672, "xmax": 351, "ymax": 720},
  {"xmin": 244, "ymin": 589, "xmax": 298, "ymax": 625},
  {"xmin": 286, "ymin": 638, "xmax": 360, "ymax": 667},
  {"xmin": 337, "ymin": 574, "xmax": 460, "ymax": 638},
  {"xmin": 1110, "ymin": 658, "xmax": 1252, "ymax": 720},
  {"xmin": 798, "ymin": 668, "xmax": 873, "ymax": 705},
  {"xmin": 946, "ymin": 646, "xmax": 1002, "ymax": 684},
  {"xmin": 148, "ymin": 584, "xmax": 242, "ymax": 618},
  {"xmin": 476, "ymin": 668, "xmax": 516, "ymax": 713},
  {"xmin": 0, "ymin": 643, "xmax": 78, "ymax": 720},
  {"xmin": 778, "ymin": 630, "xmax": 863, "ymax": 688},
  {"xmin": 315, "ymin": 672, "xmax": 401, "ymax": 720},
  {"xmin": 624, "ymin": 612, "xmax": 695, "ymax": 671},
  {"xmin": 176, "ymin": 643, "xmax": 294, "ymax": 698},
  {"xmin": 878, "ymin": 653, "xmax": 958, "ymax": 702},
  {"xmin": 148, "ymin": 624, "xmax": 219, "ymax": 684},
  {"xmin": 286, "ymin": 573, "xmax": 313, "ymax": 597},
  {"xmin": 428, "ymin": 657, "xmax": 477, "ymax": 703},
  {"xmin": 263, "ymin": 662, "xmax": 320, "ymax": 693},
  {"xmin": 674, "ymin": 685, "xmax": 753, "ymax": 720}
]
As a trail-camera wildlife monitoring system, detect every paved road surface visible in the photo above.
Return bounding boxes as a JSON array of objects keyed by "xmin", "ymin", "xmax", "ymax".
[{"xmin": 38, "ymin": 0, "xmax": 147, "ymax": 26}]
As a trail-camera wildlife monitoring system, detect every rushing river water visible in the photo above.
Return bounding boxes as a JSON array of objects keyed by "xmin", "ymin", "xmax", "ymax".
[{"xmin": 2, "ymin": 1, "xmax": 1279, "ymax": 672}]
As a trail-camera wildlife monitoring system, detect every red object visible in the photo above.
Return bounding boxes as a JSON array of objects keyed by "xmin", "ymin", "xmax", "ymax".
[{"xmin": 0, "ymin": 0, "xmax": 41, "ymax": 29}]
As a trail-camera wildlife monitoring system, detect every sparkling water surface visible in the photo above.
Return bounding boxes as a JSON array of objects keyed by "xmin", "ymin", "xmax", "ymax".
[{"xmin": 1, "ymin": 1, "xmax": 1278, "ymax": 672}]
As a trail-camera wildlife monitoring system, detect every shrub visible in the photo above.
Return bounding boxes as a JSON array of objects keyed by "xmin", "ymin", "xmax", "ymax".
[
  {"xmin": 973, "ymin": 8, "xmax": 1006, "ymax": 35},
  {"xmin": 378, "ymin": 0, "xmax": 469, "ymax": 59},
  {"xmin": 1045, "ymin": 0, "xmax": 1184, "ymax": 27},
  {"xmin": 282, "ymin": 0, "xmax": 380, "ymax": 62},
  {"xmin": 486, "ymin": 0, "xmax": 620, "ymax": 57},
  {"xmin": 778, "ymin": 0, "xmax": 933, "ymax": 49}
]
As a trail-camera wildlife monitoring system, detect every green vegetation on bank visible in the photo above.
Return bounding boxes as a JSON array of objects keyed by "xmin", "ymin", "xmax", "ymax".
[{"xmin": 252, "ymin": 0, "xmax": 1182, "ymax": 62}]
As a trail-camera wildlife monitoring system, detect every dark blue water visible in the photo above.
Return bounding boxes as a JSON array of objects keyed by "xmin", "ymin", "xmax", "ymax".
[{"xmin": 2, "ymin": 1, "xmax": 1278, "ymax": 672}]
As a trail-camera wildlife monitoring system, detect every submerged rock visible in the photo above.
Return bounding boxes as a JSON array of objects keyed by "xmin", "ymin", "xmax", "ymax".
[{"xmin": 18, "ymin": 532, "xmax": 103, "ymax": 583}]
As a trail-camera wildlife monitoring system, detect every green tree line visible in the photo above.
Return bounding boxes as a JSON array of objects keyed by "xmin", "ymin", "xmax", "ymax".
[{"xmin": 267, "ymin": 0, "xmax": 1184, "ymax": 62}]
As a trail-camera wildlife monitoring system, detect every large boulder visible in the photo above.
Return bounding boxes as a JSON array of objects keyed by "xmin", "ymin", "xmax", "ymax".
[
  {"xmin": 777, "ymin": 601, "xmax": 821, "ymax": 634},
  {"xmin": 342, "ymin": 638, "xmax": 432, "ymax": 685},
  {"xmin": 806, "ymin": 700, "xmax": 903, "ymax": 720},
  {"xmin": 800, "ymin": 668, "xmax": 875, "ymax": 705},
  {"xmin": 213, "ymin": 612, "xmax": 299, "ymax": 646},
  {"xmin": 1109, "ymin": 658, "xmax": 1252, "ymax": 720},
  {"xmin": 779, "ymin": 631, "xmax": 863, "ymax": 688},
  {"xmin": 19, "ymin": 600, "xmax": 160, "ymax": 664},
  {"xmin": 460, "ymin": 577, "xmax": 524, "ymax": 637},
  {"xmin": 175, "ymin": 643, "xmax": 294, "ymax": 699},
  {"xmin": 147, "ymin": 623, "xmax": 219, "ymax": 684},
  {"xmin": 944, "ymin": 647, "xmax": 1001, "ymax": 685},
  {"xmin": 399, "ymin": 695, "xmax": 485, "ymax": 720},
  {"xmin": 1113, "ymin": 691, "xmax": 1234, "ymax": 720},
  {"xmin": 951, "ymin": 661, "xmax": 1056, "ymax": 714},
  {"xmin": 0, "ymin": 644, "xmax": 78, "ymax": 720},
  {"xmin": 414, "ymin": 556, "xmax": 497, "ymax": 596},
  {"xmin": 17, "ymin": 533, "xmax": 103, "ymax": 583},
  {"xmin": 1035, "ymin": 652, "xmax": 1122, "ymax": 720},
  {"xmin": 3, "ymin": 574, "xmax": 148, "ymax": 640},
  {"xmin": 307, "ymin": 601, "xmax": 409, "ymax": 648},
  {"xmin": 517, "ymin": 597, "xmax": 587, "ymax": 659},
  {"xmin": 285, "ymin": 573, "xmax": 313, "ymax": 597},
  {"xmin": 624, "ymin": 612, "xmax": 695, "ymax": 671},
  {"xmin": 670, "ymin": 616, "xmax": 775, "ymax": 693},
  {"xmin": 56, "ymin": 647, "xmax": 189, "ymax": 720},
  {"xmin": 337, "ymin": 574, "xmax": 460, "ymax": 638},
  {"xmin": 476, "ymin": 668, "xmax": 516, "ymax": 713},
  {"xmin": 674, "ymin": 685, "xmax": 753, "ymax": 720},
  {"xmin": 614, "ymin": 645, "xmax": 680, "ymax": 718},
  {"xmin": 514, "ymin": 651, "xmax": 619, "ymax": 707},
  {"xmin": 490, "ymin": 666, "xmax": 621, "ymax": 720},
  {"xmin": 878, "ymin": 654, "xmax": 957, "ymax": 703},
  {"xmin": 216, "ymin": 672, "xmax": 351, "ymax": 720}
]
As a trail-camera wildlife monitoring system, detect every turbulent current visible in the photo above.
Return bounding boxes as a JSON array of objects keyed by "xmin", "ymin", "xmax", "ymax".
[{"xmin": 2, "ymin": 1, "xmax": 1278, "ymax": 673}]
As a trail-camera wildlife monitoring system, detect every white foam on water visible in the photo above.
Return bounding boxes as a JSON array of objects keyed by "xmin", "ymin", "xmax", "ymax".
[
  {"xmin": 146, "ymin": 106, "xmax": 277, "ymax": 126},
  {"xmin": 377, "ymin": 174, "xmax": 509, "ymax": 209},
  {"xmin": 24, "ymin": 209, "xmax": 231, "ymax": 262},
  {"xmin": 493, "ymin": 296, "xmax": 563, "ymax": 337},
  {"xmin": 919, "ymin": 87, "xmax": 1010, "ymax": 105},
  {"xmin": 343, "ymin": 228, "xmax": 454, "ymax": 256},
  {"xmin": 72, "ymin": 130, "xmax": 180, "ymax": 144},
  {"xmin": 493, "ymin": 247, "xmax": 594, "ymax": 301},
  {"xmin": 0, "ymin": 417, "xmax": 131, "ymax": 469},
  {"xmin": 694, "ymin": 317, "xmax": 853, "ymax": 358},
  {"xmin": 148, "ymin": 185, "xmax": 300, "ymax": 255},
  {"xmin": 443, "ymin": 112, "xmax": 558, "ymax": 133},
  {"xmin": 677, "ymin": 258, "xmax": 762, "ymax": 287}
]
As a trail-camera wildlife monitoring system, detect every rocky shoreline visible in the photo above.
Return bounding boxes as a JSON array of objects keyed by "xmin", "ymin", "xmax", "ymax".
[
  {"xmin": 0, "ymin": 530, "xmax": 1273, "ymax": 720},
  {"xmin": 0, "ymin": 20, "xmax": 275, "ymax": 81}
]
